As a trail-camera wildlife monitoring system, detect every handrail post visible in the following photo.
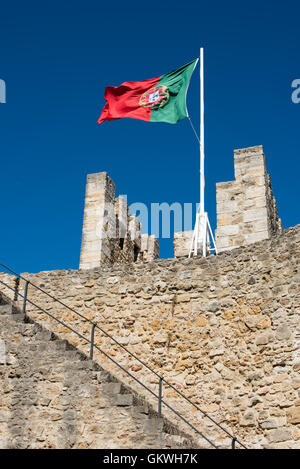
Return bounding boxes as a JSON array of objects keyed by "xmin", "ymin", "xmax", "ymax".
[
  {"xmin": 90, "ymin": 323, "xmax": 96, "ymax": 360},
  {"xmin": 22, "ymin": 280, "xmax": 29, "ymax": 315},
  {"xmin": 232, "ymin": 437, "xmax": 237, "ymax": 449},
  {"xmin": 158, "ymin": 377, "xmax": 163, "ymax": 418}
]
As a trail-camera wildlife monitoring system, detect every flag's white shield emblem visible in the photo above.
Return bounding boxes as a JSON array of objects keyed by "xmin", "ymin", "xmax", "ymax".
[{"xmin": 139, "ymin": 85, "xmax": 169, "ymax": 109}]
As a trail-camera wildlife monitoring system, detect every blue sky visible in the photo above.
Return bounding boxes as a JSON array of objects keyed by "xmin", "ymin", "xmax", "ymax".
[{"xmin": 0, "ymin": 0, "xmax": 299, "ymax": 273}]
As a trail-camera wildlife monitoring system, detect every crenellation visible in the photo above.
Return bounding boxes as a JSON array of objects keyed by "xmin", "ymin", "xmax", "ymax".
[
  {"xmin": 214, "ymin": 145, "xmax": 282, "ymax": 253},
  {"xmin": 115, "ymin": 196, "xmax": 128, "ymax": 239},
  {"xmin": 128, "ymin": 214, "xmax": 141, "ymax": 249},
  {"xmin": 79, "ymin": 172, "xmax": 117, "ymax": 269},
  {"xmin": 141, "ymin": 234, "xmax": 160, "ymax": 262},
  {"xmin": 79, "ymin": 172, "xmax": 159, "ymax": 269},
  {"xmin": 77, "ymin": 145, "xmax": 282, "ymax": 262},
  {"xmin": 83, "ymin": 145, "xmax": 282, "ymax": 264},
  {"xmin": 173, "ymin": 230, "xmax": 193, "ymax": 258}
]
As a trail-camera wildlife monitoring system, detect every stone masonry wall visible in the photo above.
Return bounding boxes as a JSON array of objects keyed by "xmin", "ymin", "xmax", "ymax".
[
  {"xmin": 0, "ymin": 297, "xmax": 194, "ymax": 449},
  {"xmin": 79, "ymin": 172, "xmax": 116, "ymax": 269},
  {"xmin": 0, "ymin": 225, "xmax": 299, "ymax": 448},
  {"xmin": 215, "ymin": 145, "xmax": 282, "ymax": 252},
  {"xmin": 79, "ymin": 172, "xmax": 159, "ymax": 270}
]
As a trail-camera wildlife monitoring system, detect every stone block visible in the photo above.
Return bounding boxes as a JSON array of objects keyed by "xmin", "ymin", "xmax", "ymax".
[
  {"xmin": 243, "ymin": 208, "xmax": 268, "ymax": 223},
  {"xmin": 276, "ymin": 324, "xmax": 291, "ymax": 341},
  {"xmin": 102, "ymin": 382, "xmax": 121, "ymax": 395},
  {"xmin": 217, "ymin": 213, "xmax": 234, "ymax": 226},
  {"xmin": 115, "ymin": 394, "xmax": 133, "ymax": 406},
  {"xmin": 245, "ymin": 186, "xmax": 266, "ymax": 200},
  {"xmin": 129, "ymin": 215, "xmax": 141, "ymax": 249},
  {"xmin": 268, "ymin": 428, "xmax": 293, "ymax": 443},
  {"xmin": 215, "ymin": 236, "xmax": 231, "ymax": 252},
  {"xmin": 216, "ymin": 200, "xmax": 238, "ymax": 214},
  {"xmin": 287, "ymin": 407, "xmax": 300, "ymax": 424},
  {"xmin": 244, "ymin": 231, "xmax": 269, "ymax": 244},
  {"xmin": 173, "ymin": 231, "xmax": 193, "ymax": 258},
  {"xmin": 215, "ymin": 224, "xmax": 239, "ymax": 236}
]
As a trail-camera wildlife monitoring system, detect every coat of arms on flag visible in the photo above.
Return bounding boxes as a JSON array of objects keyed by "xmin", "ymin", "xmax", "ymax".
[
  {"xmin": 139, "ymin": 85, "xmax": 169, "ymax": 109},
  {"xmin": 97, "ymin": 58, "xmax": 198, "ymax": 124}
]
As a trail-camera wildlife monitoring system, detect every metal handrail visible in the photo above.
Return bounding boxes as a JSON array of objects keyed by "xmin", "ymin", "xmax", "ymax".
[{"xmin": 0, "ymin": 262, "xmax": 247, "ymax": 449}]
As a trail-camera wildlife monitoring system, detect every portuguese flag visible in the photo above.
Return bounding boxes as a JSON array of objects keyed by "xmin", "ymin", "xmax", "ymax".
[{"xmin": 97, "ymin": 59, "xmax": 198, "ymax": 125}]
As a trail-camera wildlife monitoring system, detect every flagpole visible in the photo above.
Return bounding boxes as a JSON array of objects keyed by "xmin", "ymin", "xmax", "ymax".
[
  {"xmin": 189, "ymin": 47, "xmax": 218, "ymax": 258},
  {"xmin": 200, "ymin": 47, "xmax": 205, "ymax": 217}
]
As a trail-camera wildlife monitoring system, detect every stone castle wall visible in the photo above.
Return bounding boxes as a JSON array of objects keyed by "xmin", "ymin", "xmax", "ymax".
[
  {"xmin": 79, "ymin": 172, "xmax": 159, "ymax": 270},
  {"xmin": 1, "ymin": 225, "xmax": 299, "ymax": 448}
]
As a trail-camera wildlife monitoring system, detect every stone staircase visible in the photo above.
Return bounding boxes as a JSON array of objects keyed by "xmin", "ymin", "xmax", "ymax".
[{"xmin": 0, "ymin": 292, "xmax": 198, "ymax": 449}]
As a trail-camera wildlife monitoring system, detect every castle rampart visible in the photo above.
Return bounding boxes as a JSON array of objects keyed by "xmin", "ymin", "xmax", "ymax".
[
  {"xmin": 0, "ymin": 145, "xmax": 298, "ymax": 449},
  {"xmin": 1, "ymin": 225, "xmax": 299, "ymax": 448}
]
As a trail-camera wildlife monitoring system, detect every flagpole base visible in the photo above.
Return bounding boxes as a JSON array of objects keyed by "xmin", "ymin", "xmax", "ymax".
[{"xmin": 188, "ymin": 210, "xmax": 218, "ymax": 258}]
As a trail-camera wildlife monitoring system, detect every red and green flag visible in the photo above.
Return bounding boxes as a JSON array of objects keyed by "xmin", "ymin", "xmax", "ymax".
[{"xmin": 97, "ymin": 59, "xmax": 198, "ymax": 125}]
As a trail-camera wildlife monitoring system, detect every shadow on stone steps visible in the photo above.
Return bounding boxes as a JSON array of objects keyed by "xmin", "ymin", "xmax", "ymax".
[{"xmin": 0, "ymin": 295, "xmax": 202, "ymax": 449}]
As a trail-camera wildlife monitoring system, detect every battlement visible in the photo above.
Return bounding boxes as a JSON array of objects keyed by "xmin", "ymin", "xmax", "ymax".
[
  {"xmin": 79, "ymin": 172, "xmax": 159, "ymax": 270},
  {"xmin": 215, "ymin": 145, "xmax": 282, "ymax": 252},
  {"xmin": 174, "ymin": 145, "xmax": 282, "ymax": 257},
  {"xmin": 80, "ymin": 145, "xmax": 282, "ymax": 267}
]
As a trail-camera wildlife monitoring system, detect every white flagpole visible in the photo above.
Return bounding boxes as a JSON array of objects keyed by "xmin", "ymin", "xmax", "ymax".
[
  {"xmin": 200, "ymin": 47, "xmax": 205, "ymax": 217},
  {"xmin": 188, "ymin": 47, "xmax": 218, "ymax": 258}
]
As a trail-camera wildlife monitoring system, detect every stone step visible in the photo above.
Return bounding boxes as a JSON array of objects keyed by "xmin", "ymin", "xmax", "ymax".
[
  {"xmin": 114, "ymin": 393, "xmax": 134, "ymax": 406},
  {"xmin": 10, "ymin": 313, "xmax": 26, "ymax": 322},
  {"xmin": 34, "ymin": 340, "xmax": 66, "ymax": 353},
  {"xmin": 18, "ymin": 323, "xmax": 37, "ymax": 335},
  {"xmin": 102, "ymin": 382, "xmax": 121, "ymax": 395},
  {"xmin": 143, "ymin": 417, "xmax": 164, "ymax": 432},
  {"xmin": 96, "ymin": 370, "xmax": 114, "ymax": 383},
  {"xmin": 0, "ymin": 302, "xmax": 199, "ymax": 449},
  {"xmin": 51, "ymin": 340, "xmax": 69, "ymax": 352},
  {"xmin": 135, "ymin": 403, "xmax": 150, "ymax": 415},
  {"xmin": 64, "ymin": 353, "xmax": 94, "ymax": 366},
  {"xmin": 19, "ymin": 323, "xmax": 55, "ymax": 340},
  {"xmin": 34, "ymin": 328, "xmax": 53, "ymax": 341},
  {"xmin": 0, "ymin": 304, "xmax": 12, "ymax": 315},
  {"xmin": 162, "ymin": 433, "xmax": 193, "ymax": 449}
]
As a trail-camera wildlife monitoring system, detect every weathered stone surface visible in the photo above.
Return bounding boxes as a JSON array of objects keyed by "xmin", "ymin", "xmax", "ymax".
[
  {"xmin": 260, "ymin": 419, "xmax": 279, "ymax": 430},
  {"xmin": 255, "ymin": 333, "xmax": 270, "ymax": 345},
  {"xmin": 276, "ymin": 324, "xmax": 291, "ymax": 341},
  {"xmin": 0, "ymin": 299, "xmax": 196, "ymax": 449},
  {"xmin": 79, "ymin": 172, "xmax": 159, "ymax": 269},
  {"xmin": 287, "ymin": 407, "xmax": 300, "ymax": 425},
  {"xmin": 268, "ymin": 428, "xmax": 293, "ymax": 443},
  {"xmin": 174, "ymin": 146, "xmax": 282, "ymax": 258},
  {"xmin": 214, "ymin": 146, "xmax": 282, "ymax": 253},
  {"xmin": 195, "ymin": 316, "xmax": 207, "ymax": 327},
  {"xmin": 207, "ymin": 300, "xmax": 219, "ymax": 313},
  {"xmin": 0, "ymin": 224, "xmax": 299, "ymax": 449}
]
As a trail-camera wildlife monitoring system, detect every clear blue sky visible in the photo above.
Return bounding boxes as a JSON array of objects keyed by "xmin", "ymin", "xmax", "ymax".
[{"xmin": 0, "ymin": 0, "xmax": 299, "ymax": 273}]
